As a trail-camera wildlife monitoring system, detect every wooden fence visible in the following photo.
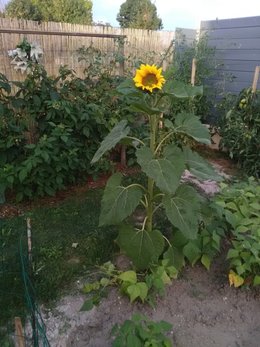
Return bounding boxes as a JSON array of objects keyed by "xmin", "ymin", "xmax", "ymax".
[{"xmin": 0, "ymin": 18, "xmax": 175, "ymax": 81}]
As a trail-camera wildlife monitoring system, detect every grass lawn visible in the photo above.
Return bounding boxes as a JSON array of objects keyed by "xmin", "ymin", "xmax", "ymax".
[{"xmin": 0, "ymin": 188, "xmax": 117, "ymax": 328}]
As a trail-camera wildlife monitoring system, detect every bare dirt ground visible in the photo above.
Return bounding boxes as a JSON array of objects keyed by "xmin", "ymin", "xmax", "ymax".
[{"xmin": 44, "ymin": 254, "xmax": 260, "ymax": 347}]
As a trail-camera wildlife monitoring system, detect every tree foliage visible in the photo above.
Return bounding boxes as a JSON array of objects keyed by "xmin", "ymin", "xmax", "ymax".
[
  {"xmin": 117, "ymin": 0, "xmax": 163, "ymax": 30},
  {"xmin": 5, "ymin": 0, "xmax": 42, "ymax": 21},
  {"xmin": 5, "ymin": 0, "xmax": 93, "ymax": 24}
]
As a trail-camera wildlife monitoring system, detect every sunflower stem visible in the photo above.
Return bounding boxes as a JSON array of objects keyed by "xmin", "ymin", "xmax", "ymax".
[{"xmin": 146, "ymin": 114, "xmax": 158, "ymax": 232}]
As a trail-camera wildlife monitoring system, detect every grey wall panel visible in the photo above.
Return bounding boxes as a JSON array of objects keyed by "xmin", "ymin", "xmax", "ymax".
[
  {"xmin": 215, "ymin": 50, "xmax": 260, "ymax": 61},
  {"xmin": 201, "ymin": 16, "xmax": 260, "ymax": 30},
  {"xmin": 221, "ymin": 61, "xmax": 260, "ymax": 71},
  {"xmin": 210, "ymin": 79, "xmax": 255, "ymax": 93},
  {"xmin": 215, "ymin": 70, "xmax": 256, "ymax": 82},
  {"xmin": 201, "ymin": 16, "xmax": 260, "ymax": 96},
  {"xmin": 208, "ymin": 38, "xmax": 260, "ymax": 50},
  {"xmin": 201, "ymin": 27, "xmax": 260, "ymax": 40}
]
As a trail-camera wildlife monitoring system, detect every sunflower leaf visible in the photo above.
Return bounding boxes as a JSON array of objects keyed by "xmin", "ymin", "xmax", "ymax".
[
  {"xmin": 91, "ymin": 120, "xmax": 130, "ymax": 164},
  {"xmin": 116, "ymin": 78, "xmax": 141, "ymax": 96},
  {"xmin": 164, "ymin": 80, "xmax": 203, "ymax": 98},
  {"xmin": 116, "ymin": 225, "xmax": 165, "ymax": 270},
  {"xmin": 163, "ymin": 184, "xmax": 202, "ymax": 239},
  {"xmin": 136, "ymin": 145, "xmax": 185, "ymax": 194},
  {"xmin": 129, "ymin": 102, "xmax": 161, "ymax": 115},
  {"xmin": 174, "ymin": 113, "xmax": 211, "ymax": 144},
  {"xmin": 99, "ymin": 173, "xmax": 142, "ymax": 226},
  {"xmin": 183, "ymin": 147, "xmax": 222, "ymax": 181}
]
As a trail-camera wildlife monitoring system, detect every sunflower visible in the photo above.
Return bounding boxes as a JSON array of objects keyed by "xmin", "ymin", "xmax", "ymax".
[{"xmin": 133, "ymin": 64, "xmax": 165, "ymax": 93}]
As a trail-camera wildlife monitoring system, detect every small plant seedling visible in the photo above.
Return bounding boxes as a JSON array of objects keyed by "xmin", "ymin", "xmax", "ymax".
[
  {"xmin": 111, "ymin": 313, "xmax": 173, "ymax": 347},
  {"xmin": 80, "ymin": 260, "xmax": 178, "ymax": 311}
]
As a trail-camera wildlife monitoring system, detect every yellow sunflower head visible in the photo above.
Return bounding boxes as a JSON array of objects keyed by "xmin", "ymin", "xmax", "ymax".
[{"xmin": 133, "ymin": 64, "xmax": 165, "ymax": 93}]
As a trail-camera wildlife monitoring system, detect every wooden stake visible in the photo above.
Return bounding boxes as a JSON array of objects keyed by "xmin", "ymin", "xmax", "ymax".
[
  {"xmin": 120, "ymin": 144, "xmax": 126, "ymax": 167},
  {"xmin": 14, "ymin": 317, "xmax": 25, "ymax": 347},
  {"xmin": 159, "ymin": 113, "xmax": 164, "ymax": 129},
  {"xmin": 252, "ymin": 66, "xmax": 260, "ymax": 93},
  {"xmin": 191, "ymin": 58, "xmax": 197, "ymax": 86},
  {"xmin": 26, "ymin": 218, "xmax": 32, "ymax": 263},
  {"xmin": 118, "ymin": 40, "xmax": 125, "ymax": 77}
]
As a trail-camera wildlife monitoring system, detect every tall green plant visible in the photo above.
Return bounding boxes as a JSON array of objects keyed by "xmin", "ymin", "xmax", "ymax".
[
  {"xmin": 219, "ymin": 88, "xmax": 260, "ymax": 177},
  {"xmin": 92, "ymin": 64, "xmax": 220, "ymax": 270}
]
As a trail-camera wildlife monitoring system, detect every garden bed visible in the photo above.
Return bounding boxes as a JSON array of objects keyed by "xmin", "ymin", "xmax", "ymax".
[{"xmin": 43, "ymin": 252, "xmax": 260, "ymax": 347}]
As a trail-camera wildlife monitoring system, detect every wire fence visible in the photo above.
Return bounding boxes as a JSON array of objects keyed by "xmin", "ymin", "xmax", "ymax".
[{"xmin": 0, "ymin": 218, "xmax": 50, "ymax": 347}]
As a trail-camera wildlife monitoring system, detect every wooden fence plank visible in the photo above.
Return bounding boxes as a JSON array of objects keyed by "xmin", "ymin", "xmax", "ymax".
[{"xmin": 0, "ymin": 18, "xmax": 175, "ymax": 80}]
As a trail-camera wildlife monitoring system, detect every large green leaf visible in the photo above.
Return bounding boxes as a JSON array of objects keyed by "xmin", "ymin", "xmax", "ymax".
[
  {"xmin": 163, "ymin": 184, "xmax": 202, "ymax": 239},
  {"xmin": 163, "ymin": 246, "xmax": 185, "ymax": 271},
  {"xmin": 129, "ymin": 102, "xmax": 161, "ymax": 115},
  {"xmin": 136, "ymin": 145, "xmax": 185, "ymax": 194},
  {"xmin": 183, "ymin": 241, "xmax": 201, "ymax": 265},
  {"xmin": 164, "ymin": 80, "xmax": 203, "ymax": 98},
  {"xmin": 91, "ymin": 120, "xmax": 130, "ymax": 164},
  {"xmin": 174, "ymin": 113, "xmax": 211, "ymax": 144},
  {"xmin": 116, "ymin": 78, "xmax": 141, "ymax": 96},
  {"xmin": 118, "ymin": 271, "xmax": 137, "ymax": 284},
  {"xmin": 116, "ymin": 225, "xmax": 165, "ymax": 270},
  {"xmin": 126, "ymin": 282, "xmax": 148, "ymax": 303},
  {"xmin": 183, "ymin": 147, "xmax": 222, "ymax": 181},
  {"xmin": 99, "ymin": 173, "xmax": 142, "ymax": 226}
]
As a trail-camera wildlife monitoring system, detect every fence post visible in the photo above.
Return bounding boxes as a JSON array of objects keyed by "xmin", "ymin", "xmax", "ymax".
[
  {"xmin": 252, "ymin": 66, "xmax": 260, "ymax": 93},
  {"xmin": 14, "ymin": 317, "xmax": 25, "ymax": 347}
]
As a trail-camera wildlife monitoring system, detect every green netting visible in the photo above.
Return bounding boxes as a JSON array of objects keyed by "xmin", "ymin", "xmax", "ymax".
[{"xmin": 0, "ymin": 219, "xmax": 50, "ymax": 347}]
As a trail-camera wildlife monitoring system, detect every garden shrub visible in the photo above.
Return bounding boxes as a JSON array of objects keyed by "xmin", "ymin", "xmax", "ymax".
[
  {"xmin": 0, "ymin": 65, "xmax": 125, "ymax": 201},
  {"xmin": 214, "ymin": 178, "xmax": 260, "ymax": 287},
  {"xmin": 219, "ymin": 88, "xmax": 260, "ymax": 177}
]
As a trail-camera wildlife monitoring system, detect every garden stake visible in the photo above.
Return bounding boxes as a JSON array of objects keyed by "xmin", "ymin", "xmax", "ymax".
[
  {"xmin": 26, "ymin": 218, "xmax": 32, "ymax": 264},
  {"xmin": 191, "ymin": 58, "xmax": 197, "ymax": 86},
  {"xmin": 26, "ymin": 218, "xmax": 38, "ymax": 346},
  {"xmin": 252, "ymin": 66, "xmax": 260, "ymax": 93},
  {"xmin": 14, "ymin": 316, "xmax": 25, "ymax": 347}
]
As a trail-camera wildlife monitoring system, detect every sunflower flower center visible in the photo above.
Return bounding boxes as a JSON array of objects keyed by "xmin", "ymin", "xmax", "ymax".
[{"xmin": 142, "ymin": 73, "xmax": 158, "ymax": 87}]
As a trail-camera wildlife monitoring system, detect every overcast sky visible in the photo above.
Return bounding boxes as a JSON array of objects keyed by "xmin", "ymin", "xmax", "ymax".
[
  {"xmin": 93, "ymin": 0, "xmax": 260, "ymax": 30},
  {"xmin": 1, "ymin": 0, "xmax": 260, "ymax": 30}
]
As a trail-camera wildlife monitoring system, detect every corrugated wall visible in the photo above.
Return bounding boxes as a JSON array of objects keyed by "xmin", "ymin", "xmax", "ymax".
[{"xmin": 200, "ymin": 16, "xmax": 260, "ymax": 94}]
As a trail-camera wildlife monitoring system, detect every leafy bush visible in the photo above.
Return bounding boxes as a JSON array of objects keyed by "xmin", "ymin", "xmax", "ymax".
[
  {"xmin": 164, "ymin": 215, "xmax": 224, "ymax": 272},
  {"xmin": 0, "ymin": 64, "xmax": 126, "ymax": 201},
  {"xmin": 215, "ymin": 178, "xmax": 260, "ymax": 287},
  {"xmin": 219, "ymin": 88, "xmax": 260, "ymax": 177}
]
